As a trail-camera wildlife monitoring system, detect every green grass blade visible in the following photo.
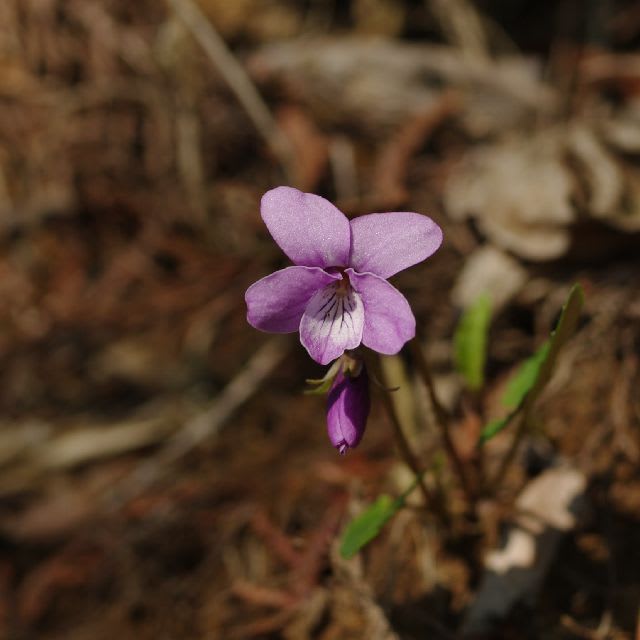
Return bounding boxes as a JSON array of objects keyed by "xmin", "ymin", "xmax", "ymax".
[
  {"xmin": 453, "ymin": 293, "xmax": 492, "ymax": 391},
  {"xmin": 339, "ymin": 473, "xmax": 424, "ymax": 559},
  {"xmin": 479, "ymin": 284, "xmax": 584, "ymax": 443},
  {"xmin": 501, "ymin": 341, "xmax": 551, "ymax": 410},
  {"xmin": 339, "ymin": 495, "xmax": 402, "ymax": 559}
]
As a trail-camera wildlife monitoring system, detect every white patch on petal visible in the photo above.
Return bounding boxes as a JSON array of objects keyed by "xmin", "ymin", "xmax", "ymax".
[{"xmin": 299, "ymin": 282, "xmax": 364, "ymax": 365}]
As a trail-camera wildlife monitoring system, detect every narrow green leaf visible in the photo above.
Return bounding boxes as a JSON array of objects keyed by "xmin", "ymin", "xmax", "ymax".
[
  {"xmin": 480, "ymin": 416, "xmax": 511, "ymax": 443},
  {"xmin": 339, "ymin": 495, "xmax": 402, "ymax": 559},
  {"xmin": 501, "ymin": 341, "xmax": 550, "ymax": 409},
  {"xmin": 453, "ymin": 293, "xmax": 492, "ymax": 391},
  {"xmin": 479, "ymin": 284, "xmax": 584, "ymax": 443},
  {"xmin": 521, "ymin": 283, "xmax": 584, "ymax": 409},
  {"xmin": 339, "ymin": 472, "xmax": 424, "ymax": 559}
]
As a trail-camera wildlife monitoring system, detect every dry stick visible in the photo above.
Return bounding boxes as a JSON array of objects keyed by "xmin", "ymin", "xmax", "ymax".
[
  {"xmin": 409, "ymin": 339, "xmax": 475, "ymax": 505},
  {"xmin": 107, "ymin": 338, "xmax": 289, "ymax": 508},
  {"xmin": 166, "ymin": 0, "xmax": 296, "ymax": 182}
]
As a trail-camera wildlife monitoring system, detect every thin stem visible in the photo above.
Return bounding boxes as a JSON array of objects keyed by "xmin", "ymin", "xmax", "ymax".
[
  {"xmin": 380, "ymin": 387, "xmax": 435, "ymax": 508},
  {"xmin": 409, "ymin": 339, "xmax": 476, "ymax": 504},
  {"xmin": 488, "ymin": 412, "xmax": 529, "ymax": 493},
  {"xmin": 366, "ymin": 353, "xmax": 435, "ymax": 510},
  {"xmin": 467, "ymin": 391, "xmax": 487, "ymax": 494}
]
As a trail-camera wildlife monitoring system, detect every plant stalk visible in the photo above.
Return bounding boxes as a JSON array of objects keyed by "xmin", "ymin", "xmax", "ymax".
[
  {"xmin": 409, "ymin": 339, "xmax": 475, "ymax": 504},
  {"xmin": 488, "ymin": 411, "xmax": 529, "ymax": 493},
  {"xmin": 365, "ymin": 353, "xmax": 435, "ymax": 510}
]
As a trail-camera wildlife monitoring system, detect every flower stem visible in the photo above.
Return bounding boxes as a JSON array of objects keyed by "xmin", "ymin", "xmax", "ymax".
[
  {"xmin": 366, "ymin": 353, "xmax": 435, "ymax": 510},
  {"xmin": 409, "ymin": 339, "xmax": 475, "ymax": 505},
  {"xmin": 381, "ymin": 389, "xmax": 435, "ymax": 508}
]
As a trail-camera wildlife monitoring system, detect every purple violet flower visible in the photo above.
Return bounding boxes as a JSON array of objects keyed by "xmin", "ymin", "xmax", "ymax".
[
  {"xmin": 245, "ymin": 187, "xmax": 443, "ymax": 365},
  {"xmin": 327, "ymin": 365, "xmax": 370, "ymax": 455}
]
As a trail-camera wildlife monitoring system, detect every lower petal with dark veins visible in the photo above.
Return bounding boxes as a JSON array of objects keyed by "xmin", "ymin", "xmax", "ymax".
[{"xmin": 299, "ymin": 282, "xmax": 364, "ymax": 365}]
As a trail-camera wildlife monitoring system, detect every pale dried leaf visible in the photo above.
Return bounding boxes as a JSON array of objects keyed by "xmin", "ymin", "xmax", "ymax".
[
  {"xmin": 452, "ymin": 246, "xmax": 527, "ymax": 311},
  {"xmin": 601, "ymin": 104, "xmax": 640, "ymax": 153},
  {"xmin": 249, "ymin": 39, "xmax": 555, "ymax": 136},
  {"xmin": 617, "ymin": 169, "xmax": 640, "ymax": 231},
  {"xmin": 462, "ymin": 467, "xmax": 587, "ymax": 634},
  {"xmin": 445, "ymin": 131, "xmax": 574, "ymax": 260},
  {"xmin": 567, "ymin": 125, "xmax": 623, "ymax": 218}
]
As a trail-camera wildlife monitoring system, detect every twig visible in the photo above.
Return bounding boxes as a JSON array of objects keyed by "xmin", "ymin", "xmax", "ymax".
[
  {"xmin": 409, "ymin": 339, "xmax": 475, "ymax": 505},
  {"xmin": 108, "ymin": 338, "xmax": 289, "ymax": 507},
  {"xmin": 165, "ymin": 0, "xmax": 295, "ymax": 181}
]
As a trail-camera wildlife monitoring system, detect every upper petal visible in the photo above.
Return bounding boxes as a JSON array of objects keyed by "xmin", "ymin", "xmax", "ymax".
[
  {"xmin": 347, "ymin": 269, "xmax": 415, "ymax": 354},
  {"xmin": 349, "ymin": 212, "xmax": 443, "ymax": 279},
  {"xmin": 245, "ymin": 266, "xmax": 339, "ymax": 333},
  {"xmin": 261, "ymin": 187, "xmax": 351, "ymax": 268},
  {"xmin": 299, "ymin": 283, "xmax": 364, "ymax": 365}
]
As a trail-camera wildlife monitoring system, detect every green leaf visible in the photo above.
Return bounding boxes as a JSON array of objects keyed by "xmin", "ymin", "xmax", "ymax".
[
  {"xmin": 339, "ymin": 473, "xmax": 424, "ymax": 559},
  {"xmin": 453, "ymin": 293, "xmax": 492, "ymax": 391},
  {"xmin": 501, "ymin": 341, "xmax": 551, "ymax": 409},
  {"xmin": 520, "ymin": 283, "xmax": 584, "ymax": 409},
  {"xmin": 479, "ymin": 284, "xmax": 584, "ymax": 443},
  {"xmin": 480, "ymin": 415, "xmax": 511, "ymax": 443},
  {"xmin": 339, "ymin": 495, "xmax": 402, "ymax": 559}
]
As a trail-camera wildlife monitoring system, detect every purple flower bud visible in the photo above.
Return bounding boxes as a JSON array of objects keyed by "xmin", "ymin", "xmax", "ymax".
[{"xmin": 327, "ymin": 366, "xmax": 370, "ymax": 455}]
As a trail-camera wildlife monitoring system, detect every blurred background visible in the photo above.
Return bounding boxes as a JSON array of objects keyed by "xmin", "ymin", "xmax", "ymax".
[{"xmin": 0, "ymin": 0, "xmax": 639, "ymax": 638}]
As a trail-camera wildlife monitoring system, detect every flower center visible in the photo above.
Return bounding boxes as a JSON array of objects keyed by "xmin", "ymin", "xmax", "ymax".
[
  {"xmin": 328, "ymin": 267, "xmax": 350, "ymax": 296},
  {"xmin": 336, "ymin": 277, "xmax": 350, "ymax": 296}
]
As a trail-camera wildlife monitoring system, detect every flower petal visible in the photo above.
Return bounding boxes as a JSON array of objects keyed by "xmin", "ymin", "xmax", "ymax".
[
  {"xmin": 245, "ymin": 266, "xmax": 339, "ymax": 333},
  {"xmin": 347, "ymin": 269, "xmax": 415, "ymax": 354},
  {"xmin": 300, "ymin": 283, "xmax": 364, "ymax": 365},
  {"xmin": 349, "ymin": 212, "xmax": 443, "ymax": 279},
  {"xmin": 327, "ymin": 368, "xmax": 370, "ymax": 454},
  {"xmin": 261, "ymin": 186, "xmax": 351, "ymax": 268}
]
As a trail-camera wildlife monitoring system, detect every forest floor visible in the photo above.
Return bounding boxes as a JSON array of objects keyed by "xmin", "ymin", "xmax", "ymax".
[{"xmin": 0, "ymin": 1, "xmax": 639, "ymax": 638}]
